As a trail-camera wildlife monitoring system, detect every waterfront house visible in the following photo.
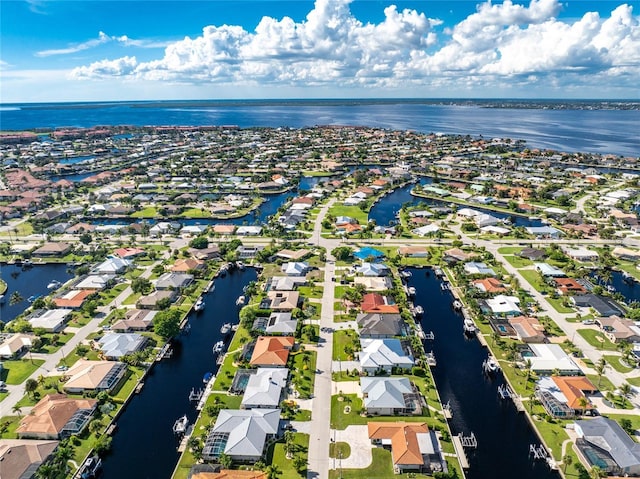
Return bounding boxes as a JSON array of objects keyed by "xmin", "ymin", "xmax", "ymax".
[
  {"xmin": 562, "ymin": 246, "xmax": 599, "ymax": 262},
  {"xmin": 16, "ymin": 394, "xmax": 97, "ymax": 439},
  {"xmin": 274, "ymin": 249, "xmax": 311, "ymax": 261},
  {"xmin": 481, "ymin": 295, "xmax": 521, "ymax": 317},
  {"xmin": 114, "ymin": 247, "xmax": 145, "ymax": 259},
  {"xmin": 236, "ymin": 226, "xmax": 263, "ymax": 236},
  {"xmin": 267, "ymin": 276, "xmax": 307, "ymax": 291},
  {"xmin": 472, "ymin": 278, "xmax": 508, "ymax": 294},
  {"xmin": 93, "ymin": 256, "xmax": 131, "ymax": 275},
  {"xmin": 355, "ymin": 262, "xmax": 390, "ymax": 277},
  {"xmin": 262, "ymin": 291, "xmax": 300, "ymax": 311},
  {"xmin": 397, "ymin": 246, "xmax": 429, "ymax": 258},
  {"xmin": 553, "ymin": 278, "xmax": 586, "ymax": 296},
  {"xmin": 62, "ymin": 360, "xmax": 127, "ymax": 394},
  {"xmin": 281, "ymin": 261, "xmax": 310, "ymax": 276},
  {"xmin": 253, "ymin": 312, "xmax": 298, "ymax": 336},
  {"xmin": 202, "ymin": 409, "xmax": 280, "ymax": 462},
  {"xmin": 97, "ymin": 332, "xmax": 147, "ymax": 360},
  {"xmin": 0, "ymin": 334, "xmax": 33, "ymax": 359},
  {"xmin": 136, "ymin": 290, "xmax": 178, "ymax": 309},
  {"xmin": 212, "ymin": 224, "xmax": 237, "ymax": 236},
  {"xmin": 236, "ymin": 245, "xmax": 264, "ymax": 259},
  {"xmin": 361, "ymin": 293, "xmax": 400, "ymax": 314},
  {"xmin": 53, "ymin": 289, "xmax": 94, "ymax": 309},
  {"xmin": 111, "ymin": 309, "xmax": 156, "ymax": 332},
  {"xmin": 595, "ymin": 316, "xmax": 640, "ymax": 343},
  {"xmin": 412, "ymin": 224, "xmax": 440, "ymax": 236},
  {"xmin": 611, "ymin": 247, "xmax": 640, "ymax": 262},
  {"xmin": 368, "ymin": 422, "xmax": 442, "ymax": 473},
  {"xmin": 463, "ymin": 262, "xmax": 496, "ymax": 277},
  {"xmin": 358, "ymin": 338, "xmax": 414, "ymax": 375},
  {"xmin": 360, "ymin": 377, "xmax": 422, "ymax": 415},
  {"xmin": 241, "ymin": 368, "xmax": 288, "ymax": 409},
  {"xmin": 0, "ymin": 439, "xmax": 59, "ymax": 479},
  {"xmin": 26, "ymin": 308, "xmax": 72, "ymax": 332},
  {"xmin": 353, "ymin": 276, "xmax": 394, "ymax": 292},
  {"xmin": 357, "ymin": 313, "xmax": 406, "ymax": 338},
  {"xmin": 32, "ymin": 242, "xmax": 72, "ymax": 257},
  {"xmin": 190, "ymin": 470, "xmax": 267, "ymax": 479},
  {"xmin": 571, "ymin": 294, "xmax": 626, "ymax": 317},
  {"xmin": 170, "ymin": 258, "xmax": 205, "ymax": 272},
  {"xmin": 249, "ymin": 336, "xmax": 295, "ymax": 367},
  {"xmin": 75, "ymin": 273, "xmax": 115, "ymax": 291},
  {"xmin": 443, "ymin": 248, "xmax": 477, "ymax": 263},
  {"xmin": 526, "ymin": 344, "xmax": 581, "ymax": 376},
  {"xmin": 534, "ymin": 262, "xmax": 566, "ymax": 278},
  {"xmin": 574, "ymin": 417, "xmax": 640, "ymax": 476},
  {"xmin": 155, "ymin": 272, "xmax": 194, "ymax": 290},
  {"xmin": 536, "ymin": 376, "xmax": 596, "ymax": 418},
  {"xmin": 508, "ymin": 316, "xmax": 546, "ymax": 343}
]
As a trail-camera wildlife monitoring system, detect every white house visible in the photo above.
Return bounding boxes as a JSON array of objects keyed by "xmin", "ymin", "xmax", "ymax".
[{"xmin": 358, "ymin": 338, "xmax": 414, "ymax": 375}]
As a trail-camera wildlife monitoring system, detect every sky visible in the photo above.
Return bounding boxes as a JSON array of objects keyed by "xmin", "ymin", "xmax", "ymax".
[{"xmin": 1, "ymin": 0, "xmax": 639, "ymax": 102}]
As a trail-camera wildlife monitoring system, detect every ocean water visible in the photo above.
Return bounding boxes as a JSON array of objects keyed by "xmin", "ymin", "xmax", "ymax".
[{"xmin": 1, "ymin": 100, "xmax": 639, "ymax": 157}]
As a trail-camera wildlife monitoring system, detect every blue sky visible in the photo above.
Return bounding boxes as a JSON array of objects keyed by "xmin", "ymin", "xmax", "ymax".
[{"xmin": 1, "ymin": 0, "xmax": 639, "ymax": 102}]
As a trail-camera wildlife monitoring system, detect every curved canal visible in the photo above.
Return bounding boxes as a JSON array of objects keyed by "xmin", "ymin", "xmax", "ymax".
[
  {"xmin": 407, "ymin": 269, "xmax": 559, "ymax": 479},
  {"xmin": 100, "ymin": 268, "xmax": 257, "ymax": 479}
]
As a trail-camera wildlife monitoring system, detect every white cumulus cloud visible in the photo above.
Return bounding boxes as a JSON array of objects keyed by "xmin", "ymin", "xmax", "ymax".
[
  {"xmin": 68, "ymin": 0, "xmax": 640, "ymax": 95},
  {"xmin": 36, "ymin": 31, "xmax": 168, "ymax": 57}
]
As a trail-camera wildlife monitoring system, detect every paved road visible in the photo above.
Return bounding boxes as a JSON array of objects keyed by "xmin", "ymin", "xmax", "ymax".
[{"xmin": 0, "ymin": 258, "xmax": 163, "ymax": 417}]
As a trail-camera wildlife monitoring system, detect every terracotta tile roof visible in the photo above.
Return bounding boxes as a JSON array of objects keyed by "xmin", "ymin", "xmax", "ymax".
[
  {"xmin": 368, "ymin": 422, "xmax": 428, "ymax": 466},
  {"xmin": 472, "ymin": 278, "xmax": 508, "ymax": 293},
  {"xmin": 361, "ymin": 293, "xmax": 400, "ymax": 314},
  {"xmin": 53, "ymin": 289, "xmax": 93, "ymax": 308},
  {"xmin": 16, "ymin": 394, "xmax": 96, "ymax": 438},
  {"xmin": 551, "ymin": 376, "xmax": 596, "ymax": 410},
  {"xmin": 250, "ymin": 336, "xmax": 295, "ymax": 366}
]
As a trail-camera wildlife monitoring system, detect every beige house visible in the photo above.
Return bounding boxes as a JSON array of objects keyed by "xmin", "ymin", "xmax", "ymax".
[
  {"xmin": 62, "ymin": 360, "xmax": 127, "ymax": 394},
  {"xmin": 0, "ymin": 333, "xmax": 33, "ymax": 359},
  {"xmin": 0, "ymin": 439, "xmax": 59, "ymax": 479},
  {"xmin": 16, "ymin": 394, "xmax": 97, "ymax": 439}
]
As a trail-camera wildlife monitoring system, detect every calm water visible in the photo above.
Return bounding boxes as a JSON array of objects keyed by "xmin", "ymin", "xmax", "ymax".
[
  {"xmin": 0, "ymin": 263, "xmax": 74, "ymax": 323},
  {"xmin": 408, "ymin": 269, "xmax": 559, "ymax": 479},
  {"xmin": 2, "ymin": 100, "xmax": 638, "ymax": 156},
  {"xmin": 101, "ymin": 268, "xmax": 257, "ymax": 479}
]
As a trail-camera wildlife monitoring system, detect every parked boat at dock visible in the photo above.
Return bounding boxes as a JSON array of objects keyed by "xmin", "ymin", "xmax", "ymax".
[
  {"xmin": 194, "ymin": 297, "xmax": 205, "ymax": 312},
  {"xmin": 212, "ymin": 341, "xmax": 225, "ymax": 354},
  {"xmin": 172, "ymin": 415, "xmax": 189, "ymax": 435},
  {"xmin": 483, "ymin": 356, "xmax": 500, "ymax": 374},
  {"xmin": 47, "ymin": 280, "xmax": 61, "ymax": 289},
  {"xmin": 220, "ymin": 323, "xmax": 232, "ymax": 335},
  {"xmin": 236, "ymin": 295, "xmax": 246, "ymax": 306},
  {"xmin": 463, "ymin": 318, "xmax": 477, "ymax": 335}
]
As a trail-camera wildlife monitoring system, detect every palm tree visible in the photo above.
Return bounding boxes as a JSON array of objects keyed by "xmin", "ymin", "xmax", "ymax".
[
  {"xmin": 563, "ymin": 453, "xmax": 573, "ymax": 473},
  {"xmin": 589, "ymin": 465, "xmax": 606, "ymax": 479},
  {"xmin": 9, "ymin": 291, "xmax": 24, "ymax": 306},
  {"xmin": 595, "ymin": 358, "xmax": 607, "ymax": 388},
  {"xmin": 12, "ymin": 405, "xmax": 22, "ymax": 417},
  {"xmin": 218, "ymin": 452, "xmax": 232, "ymax": 469},
  {"xmin": 265, "ymin": 464, "xmax": 282, "ymax": 479},
  {"xmin": 619, "ymin": 382, "xmax": 633, "ymax": 403},
  {"xmin": 524, "ymin": 359, "xmax": 533, "ymax": 388}
]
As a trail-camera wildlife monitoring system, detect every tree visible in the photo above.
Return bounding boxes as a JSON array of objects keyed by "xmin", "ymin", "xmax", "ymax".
[
  {"xmin": 9, "ymin": 291, "xmax": 24, "ymax": 306},
  {"xmin": 589, "ymin": 465, "xmax": 606, "ymax": 479},
  {"xmin": 595, "ymin": 358, "xmax": 607, "ymax": 388},
  {"xmin": 218, "ymin": 452, "xmax": 232, "ymax": 469},
  {"xmin": 131, "ymin": 277, "xmax": 152, "ymax": 295},
  {"xmin": 265, "ymin": 465, "xmax": 282, "ymax": 479},
  {"xmin": 12, "ymin": 405, "xmax": 22, "ymax": 417},
  {"xmin": 189, "ymin": 235, "xmax": 209, "ymax": 249},
  {"xmin": 619, "ymin": 382, "xmax": 633, "ymax": 402},
  {"xmin": 331, "ymin": 246, "xmax": 353, "ymax": 261},
  {"xmin": 562, "ymin": 453, "xmax": 573, "ymax": 473},
  {"xmin": 79, "ymin": 232, "xmax": 93, "ymax": 245},
  {"xmin": 25, "ymin": 378, "xmax": 38, "ymax": 398},
  {"xmin": 293, "ymin": 455, "xmax": 307, "ymax": 473},
  {"xmin": 153, "ymin": 308, "xmax": 181, "ymax": 339}
]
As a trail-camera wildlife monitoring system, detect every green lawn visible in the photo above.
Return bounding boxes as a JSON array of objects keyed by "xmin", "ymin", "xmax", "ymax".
[
  {"xmin": 498, "ymin": 247, "xmax": 524, "ymax": 255},
  {"xmin": 328, "ymin": 205, "xmax": 369, "ymax": 224},
  {"xmin": 0, "ymin": 359, "xmax": 45, "ymax": 384},
  {"xmin": 577, "ymin": 329, "xmax": 618, "ymax": 351},
  {"xmin": 519, "ymin": 269, "xmax": 548, "ymax": 293},
  {"xmin": 328, "ymin": 446, "xmax": 437, "ymax": 479},
  {"xmin": 502, "ymin": 255, "xmax": 533, "ymax": 268},
  {"xmin": 131, "ymin": 206, "xmax": 158, "ymax": 218},
  {"xmin": 270, "ymin": 432, "xmax": 310, "ymax": 478},
  {"xmin": 122, "ymin": 291, "xmax": 142, "ymax": 305},
  {"xmin": 545, "ymin": 296, "xmax": 576, "ymax": 314},
  {"xmin": 180, "ymin": 208, "xmax": 213, "ymax": 218},
  {"xmin": 602, "ymin": 355, "xmax": 635, "ymax": 373},
  {"xmin": 587, "ymin": 374, "xmax": 615, "ymax": 392},
  {"xmin": 332, "ymin": 329, "xmax": 359, "ymax": 361},
  {"xmin": 290, "ymin": 350, "xmax": 316, "ymax": 399}
]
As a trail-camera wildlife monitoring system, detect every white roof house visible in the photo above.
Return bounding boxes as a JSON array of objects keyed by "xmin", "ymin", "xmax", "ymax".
[
  {"xmin": 484, "ymin": 295, "xmax": 521, "ymax": 316},
  {"xmin": 282, "ymin": 262, "xmax": 310, "ymax": 276},
  {"xmin": 264, "ymin": 312, "xmax": 298, "ymax": 335},
  {"xmin": 464, "ymin": 262, "xmax": 496, "ymax": 276},
  {"xmin": 27, "ymin": 309, "xmax": 73, "ymax": 332},
  {"xmin": 358, "ymin": 338, "xmax": 414, "ymax": 374},
  {"xmin": 535, "ymin": 262, "xmax": 566, "ymax": 277},
  {"xmin": 527, "ymin": 344, "xmax": 581, "ymax": 375},
  {"xmin": 75, "ymin": 274, "xmax": 115, "ymax": 291},
  {"xmin": 202, "ymin": 409, "xmax": 281, "ymax": 462},
  {"xmin": 93, "ymin": 256, "xmax": 131, "ymax": 275},
  {"xmin": 360, "ymin": 377, "xmax": 416, "ymax": 415},
  {"xmin": 236, "ymin": 226, "xmax": 263, "ymax": 236},
  {"xmin": 241, "ymin": 368, "xmax": 288, "ymax": 409},
  {"xmin": 474, "ymin": 213, "xmax": 501, "ymax": 228},
  {"xmin": 97, "ymin": 333, "xmax": 147, "ymax": 360},
  {"xmin": 412, "ymin": 224, "xmax": 440, "ymax": 236},
  {"xmin": 562, "ymin": 246, "xmax": 599, "ymax": 262}
]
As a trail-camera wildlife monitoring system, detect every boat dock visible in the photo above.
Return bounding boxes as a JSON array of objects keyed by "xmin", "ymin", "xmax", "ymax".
[
  {"xmin": 156, "ymin": 343, "xmax": 173, "ymax": 362},
  {"xmin": 177, "ymin": 425, "xmax": 194, "ymax": 453},
  {"xmin": 452, "ymin": 433, "xmax": 476, "ymax": 469}
]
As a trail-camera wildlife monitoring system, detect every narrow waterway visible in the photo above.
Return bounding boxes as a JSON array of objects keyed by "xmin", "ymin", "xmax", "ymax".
[
  {"xmin": 407, "ymin": 268, "xmax": 559, "ymax": 479},
  {"xmin": 0, "ymin": 263, "xmax": 74, "ymax": 323},
  {"xmin": 100, "ymin": 268, "xmax": 257, "ymax": 479}
]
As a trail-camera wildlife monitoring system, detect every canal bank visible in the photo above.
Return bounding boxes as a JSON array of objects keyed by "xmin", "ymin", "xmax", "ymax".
[
  {"xmin": 99, "ymin": 268, "xmax": 257, "ymax": 479},
  {"xmin": 407, "ymin": 268, "xmax": 560, "ymax": 479}
]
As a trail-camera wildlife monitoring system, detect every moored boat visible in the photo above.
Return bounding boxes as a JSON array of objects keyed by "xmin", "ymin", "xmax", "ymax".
[
  {"xmin": 47, "ymin": 280, "xmax": 61, "ymax": 289},
  {"xmin": 212, "ymin": 341, "xmax": 225, "ymax": 354},
  {"xmin": 463, "ymin": 318, "xmax": 477, "ymax": 335},
  {"xmin": 414, "ymin": 305, "xmax": 424, "ymax": 316},
  {"xmin": 220, "ymin": 322, "xmax": 232, "ymax": 334},
  {"xmin": 172, "ymin": 415, "xmax": 189, "ymax": 435},
  {"xmin": 483, "ymin": 356, "xmax": 500, "ymax": 374},
  {"xmin": 194, "ymin": 297, "xmax": 205, "ymax": 311},
  {"xmin": 236, "ymin": 295, "xmax": 245, "ymax": 306}
]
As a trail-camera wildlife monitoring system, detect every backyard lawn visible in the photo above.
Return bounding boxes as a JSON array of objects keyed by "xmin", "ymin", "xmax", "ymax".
[{"xmin": 1, "ymin": 359, "xmax": 45, "ymax": 384}]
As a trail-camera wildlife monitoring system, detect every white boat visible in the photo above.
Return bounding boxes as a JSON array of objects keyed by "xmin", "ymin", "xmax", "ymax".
[
  {"xmin": 236, "ymin": 261, "xmax": 245, "ymax": 270},
  {"xmin": 483, "ymin": 357, "xmax": 500, "ymax": 374},
  {"xmin": 172, "ymin": 415, "xmax": 189, "ymax": 435},
  {"xmin": 453, "ymin": 300, "xmax": 463, "ymax": 310},
  {"xmin": 47, "ymin": 280, "xmax": 61, "ymax": 289},
  {"xmin": 213, "ymin": 341, "xmax": 225, "ymax": 354},
  {"xmin": 463, "ymin": 318, "xmax": 477, "ymax": 335},
  {"xmin": 220, "ymin": 323, "xmax": 232, "ymax": 334},
  {"xmin": 407, "ymin": 287, "xmax": 416, "ymax": 296},
  {"xmin": 0, "ymin": 295, "xmax": 4, "ymax": 304},
  {"xmin": 606, "ymin": 285, "xmax": 616, "ymax": 293},
  {"xmin": 231, "ymin": 324, "xmax": 239, "ymax": 331},
  {"xmin": 194, "ymin": 298, "xmax": 205, "ymax": 311},
  {"xmin": 236, "ymin": 295, "xmax": 246, "ymax": 306},
  {"xmin": 400, "ymin": 270, "xmax": 412, "ymax": 278},
  {"xmin": 414, "ymin": 305, "xmax": 424, "ymax": 316}
]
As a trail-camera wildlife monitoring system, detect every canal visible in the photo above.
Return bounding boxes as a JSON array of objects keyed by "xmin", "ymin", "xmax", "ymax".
[
  {"xmin": 406, "ymin": 268, "xmax": 559, "ymax": 479},
  {"xmin": 100, "ymin": 267, "xmax": 257, "ymax": 479},
  {"xmin": 0, "ymin": 263, "xmax": 74, "ymax": 323}
]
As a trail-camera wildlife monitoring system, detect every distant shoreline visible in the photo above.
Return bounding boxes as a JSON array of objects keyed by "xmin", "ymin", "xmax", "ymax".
[{"xmin": 2, "ymin": 98, "xmax": 639, "ymax": 111}]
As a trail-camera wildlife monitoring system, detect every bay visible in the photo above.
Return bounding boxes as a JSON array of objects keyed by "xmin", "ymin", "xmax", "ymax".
[{"xmin": 1, "ymin": 100, "xmax": 639, "ymax": 157}]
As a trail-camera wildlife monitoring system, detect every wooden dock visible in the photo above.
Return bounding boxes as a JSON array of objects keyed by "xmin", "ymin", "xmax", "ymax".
[{"xmin": 452, "ymin": 435, "xmax": 470, "ymax": 469}]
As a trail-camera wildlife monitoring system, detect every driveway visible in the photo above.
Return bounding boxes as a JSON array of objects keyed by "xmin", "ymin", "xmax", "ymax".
[{"xmin": 332, "ymin": 425, "xmax": 373, "ymax": 469}]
